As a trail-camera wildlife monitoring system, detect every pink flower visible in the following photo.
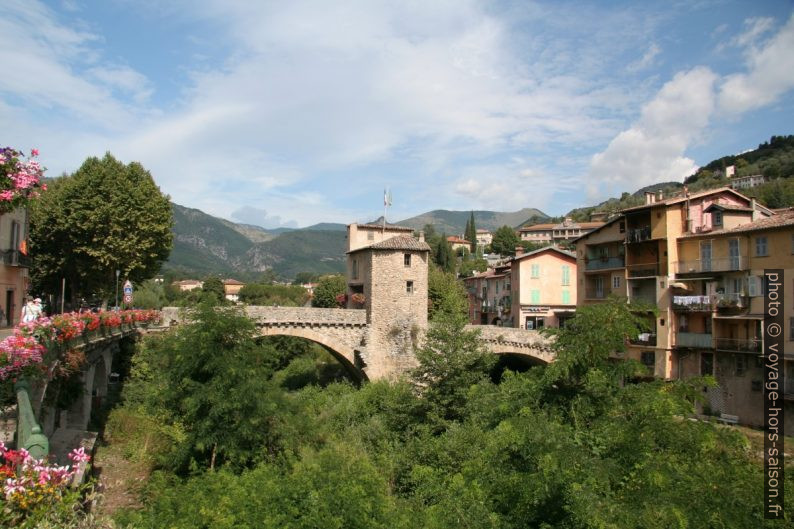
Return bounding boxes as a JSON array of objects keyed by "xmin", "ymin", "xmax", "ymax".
[
  {"xmin": 30, "ymin": 148, "xmax": 39, "ymax": 157},
  {"xmin": 68, "ymin": 446, "xmax": 90, "ymax": 464}
]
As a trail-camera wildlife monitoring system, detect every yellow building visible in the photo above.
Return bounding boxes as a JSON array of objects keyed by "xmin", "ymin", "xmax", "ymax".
[
  {"xmin": 463, "ymin": 263, "xmax": 512, "ymax": 326},
  {"xmin": 511, "ymin": 247, "xmax": 577, "ymax": 329},
  {"xmin": 575, "ymin": 187, "xmax": 770, "ymax": 379},
  {"xmin": 0, "ymin": 207, "xmax": 30, "ymax": 327}
]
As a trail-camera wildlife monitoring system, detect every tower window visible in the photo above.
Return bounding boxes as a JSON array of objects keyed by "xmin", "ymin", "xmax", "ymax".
[
  {"xmin": 406, "ymin": 281, "xmax": 414, "ymax": 294},
  {"xmin": 404, "ymin": 254, "xmax": 411, "ymax": 267}
]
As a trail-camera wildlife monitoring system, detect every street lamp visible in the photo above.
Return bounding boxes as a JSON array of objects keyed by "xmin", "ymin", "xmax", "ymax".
[{"xmin": 115, "ymin": 269, "xmax": 120, "ymax": 311}]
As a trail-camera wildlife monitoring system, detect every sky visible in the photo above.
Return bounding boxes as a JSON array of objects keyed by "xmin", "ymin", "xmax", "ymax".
[{"xmin": 2, "ymin": 0, "xmax": 794, "ymax": 229}]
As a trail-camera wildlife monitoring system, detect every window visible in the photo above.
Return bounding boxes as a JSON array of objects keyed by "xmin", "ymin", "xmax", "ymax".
[
  {"xmin": 367, "ymin": 230, "xmax": 374, "ymax": 241},
  {"xmin": 790, "ymin": 317, "xmax": 794, "ymax": 341},
  {"xmin": 712, "ymin": 210, "xmax": 723, "ymax": 227},
  {"xmin": 619, "ymin": 221, "xmax": 625, "ymax": 233},
  {"xmin": 531, "ymin": 289, "xmax": 540, "ymax": 304},
  {"xmin": 406, "ymin": 281, "xmax": 413, "ymax": 294},
  {"xmin": 531, "ymin": 264, "xmax": 540, "ymax": 278},
  {"xmin": 735, "ymin": 354, "xmax": 747, "ymax": 377},
  {"xmin": 404, "ymin": 254, "xmax": 411, "ymax": 267},
  {"xmin": 700, "ymin": 352, "xmax": 714, "ymax": 376},
  {"xmin": 748, "ymin": 276, "xmax": 761, "ymax": 297},
  {"xmin": 10, "ymin": 221, "xmax": 19, "ymax": 253},
  {"xmin": 351, "ymin": 259, "xmax": 359, "ymax": 280},
  {"xmin": 526, "ymin": 316, "xmax": 544, "ymax": 330},
  {"xmin": 641, "ymin": 351, "xmax": 655, "ymax": 371},
  {"xmin": 562, "ymin": 290, "xmax": 570, "ymax": 304},
  {"xmin": 755, "ymin": 236, "xmax": 768, "ymax": 256},
  {"xmin": 561, "ymin": 265, "xmax": 570, "ymax": 286},
  {"xmin": 678, "ymin": 314, "xmax": 688, "ymax": 332},
  {"xmin": 612, "ymin": 275, "xmax": 621, "ymax": 289}
]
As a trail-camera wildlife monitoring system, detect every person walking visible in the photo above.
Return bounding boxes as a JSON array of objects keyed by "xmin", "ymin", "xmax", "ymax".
[
  {"xmin": 21, "ymin": 298, "xmax": 36, "ymax": 323},
  {"xmin": 32, "ymin": 298, "xmax": 43, "ymax": 319}
]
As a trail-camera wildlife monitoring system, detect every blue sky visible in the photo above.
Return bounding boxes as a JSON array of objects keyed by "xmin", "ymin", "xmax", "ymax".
[{"xmin": 2, "ymin": 1, "xmax": 794, "ymax": 228}]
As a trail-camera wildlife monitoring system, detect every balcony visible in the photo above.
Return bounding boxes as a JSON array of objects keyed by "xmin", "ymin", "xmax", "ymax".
[
  {"xmin": 715, "ymin": 337, "xmax": 762, "ymax": 353},
  {"xmin": 626, "ymin": 262, "xmax": 660, "ymax": 278},
  {"xmin": 629, "ymin": 332, "xmax": 657, "ymax": 346},
  {"xmin": 672, "ymin": 295, "xmax": 713, "ymax": 312},
  {"xmin": 585, "ymin": 256, "xmax": 625, "ymax": 271},
  {"xmin": 626, "ymin": 226, "xmax": 651, "ymax": 243},
  {"xmin": 676, "ymin": 256, "xmax": 745, "ymax": 274},
  {"xmin": 1, "ymin": 249, "xmax": 30, "ymax": 267},
  {"xmin": 714, "ymin": 293, "xmax": 749, "ymax": 312},
  {"xmin": 676, "ymin": 332, "xmax": 713, "ymax": 349},
  {"xmin": 584, "ymin": 289, "xmax": 607, "ymax": 300}
]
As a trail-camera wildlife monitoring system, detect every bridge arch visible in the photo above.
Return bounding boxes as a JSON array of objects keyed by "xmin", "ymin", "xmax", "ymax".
[{"xmin": 257, "ymin": 327, "xmax": 367, "ymax": 382}]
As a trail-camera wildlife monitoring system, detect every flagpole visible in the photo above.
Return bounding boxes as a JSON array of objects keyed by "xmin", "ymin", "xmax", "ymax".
[{"xmin": 382, "ymin": 187, "xmax": 388, "ymax": 233}]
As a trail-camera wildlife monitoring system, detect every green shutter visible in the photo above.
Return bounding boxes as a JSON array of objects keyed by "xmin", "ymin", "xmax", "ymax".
[
  {"xmin": 531, "ymin": 264, "xmax": 539, "ymax": 278},
  {"xmin": 562, "ymin": 290, "xmax": 570, "ymax": 304},
  {"xmin": 531, "ymin": 289, "xmax": 540, "ymax": 304},
  {"xmin": 562, "ymin": 265, "xmax": 570, "ymax": 285}
]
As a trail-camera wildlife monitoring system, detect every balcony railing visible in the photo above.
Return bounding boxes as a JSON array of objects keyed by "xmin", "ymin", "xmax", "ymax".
[
  {"xmin": 584, "ymin": 289, "xmax": 607, "ymax": 300},
  {"xmin": 628, "ymin": 293, "xmax": 656, "ymax": 306},
  {"xmin": 672, "ymin": 295, "xmax": 713, "ymax": 312},
  {"xmin": 626, "ymin": 226, "xmax": 652, "ymax": 243},
  {"xmin": 585, "ymin": 256, "xmax": 625, "ymax": 271},
  {"xmin": 626, "ymin": 262, "xmax": 660, "ymax": 277},
  {"xmin": 676, "ymin": 332, "xmax": 713, "ymax": 349},
  {"xmin": 629, "ymin": 333, "xmax": 657, "ymax": 346},
  {"xmin": 714, "ymin": 293, "xmax": 749, "ymax": 311},
  {"xmin": 715, "ymin": 337, "xmax": 762, "ymax": 353},
  {"xmin": 1, "ymin": 249, "xmax": 30, "ymax": 267},
  {"xmin": 676, "ymin": 256, "xmax": 745, "ymax": 274}
]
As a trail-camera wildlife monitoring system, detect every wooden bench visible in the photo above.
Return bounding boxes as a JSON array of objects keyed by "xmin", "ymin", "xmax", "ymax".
[{"xmin": 717, "ymin": 413, "xmax": 739, "ymax": 425}]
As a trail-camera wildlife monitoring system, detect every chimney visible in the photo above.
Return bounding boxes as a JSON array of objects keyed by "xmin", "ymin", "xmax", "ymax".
[
  {"xmin": 418, "ymin": 230, "xmax": 425, "ymax": 242},
  {"xmin": 644, "ymin": 192, "xmax": 655, "ymax": 205},
  {"xmin": 657, "ymin": 189, "xmax": 664, "ymax": 202},
  {"xmin": 683, "ymin": 185, "xmax": 689, "ymax": 197},
  {"xmin": 515, "ymin": 246, "xmax": 524, "ymax": 256},
  {"xmin": 750, "ymin": 198, "xmax": 759, "ymax": 220}
]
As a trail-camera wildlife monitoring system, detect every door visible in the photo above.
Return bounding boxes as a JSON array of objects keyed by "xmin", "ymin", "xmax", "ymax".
[
  {"xmin": 595, "ymin": 276, "xmax": 604, "ymax": 298},
  {"xmin": 728, "ymin": 239, "xmax": 740, "ymax": 270},
  {"xmin": 700, "ymin": 241, "xmax": 712, "ymax": 272},
  {"xmin": 5, "ymin": 290, "xmax": 13, "ymax": 327}
]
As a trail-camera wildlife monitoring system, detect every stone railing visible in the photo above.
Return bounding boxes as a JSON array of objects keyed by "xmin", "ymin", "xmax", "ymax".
[{"xmin": 246, "ymin": 306, "xmax": 367, "ymax": 326}]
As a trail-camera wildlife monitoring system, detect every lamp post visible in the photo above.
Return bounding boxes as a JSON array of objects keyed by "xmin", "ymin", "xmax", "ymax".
[{"xmin": 115, "ymin": 269, "xmax": 120, "ymax": 311}]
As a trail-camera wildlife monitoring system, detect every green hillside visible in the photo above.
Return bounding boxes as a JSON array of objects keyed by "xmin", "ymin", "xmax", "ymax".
[{"xmin": 397, "ymin": 207, "xmax": 548, "ymax": 234}]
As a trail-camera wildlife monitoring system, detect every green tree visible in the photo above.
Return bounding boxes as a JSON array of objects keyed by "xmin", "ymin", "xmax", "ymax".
[
  {"xmin": 411, "ymin": 311, "xmax": 496, "ymax": 422},
  {"xmin": 434, "ymin": 233, "xmax": 454, "ymax": 273},
  {"xmin": 489, "ymin": 225, "xmax": 520, "ymax": 256},
  {"xmin": 427, "ymin": 266, "xmax": 468, "ymax": 321},
  {"xmin": 293, "ymin": 272, "xmax": 319, "ymax": 285},
  {"xmin": 201, "ymin": 276, "xmax": 226, "ymax": 304},
  {"xmin": 312, "ymin": 275, "xmax": 346, "ymax": 308},
  {"xmin": 238, "ymin": 283, "xmax": 309, "ymax": 306},
  {"xmin": 30, "ymin": 153, "xmax": 172, "ymax": 305},
  {"xmin": 466, "ymin": 211, "xmax": 477, "ymax": 252}
]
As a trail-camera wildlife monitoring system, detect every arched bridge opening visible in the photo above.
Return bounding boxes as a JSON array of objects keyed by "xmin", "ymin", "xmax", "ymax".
[
  {"xmin": 256, "ymin": 327, "xmax": 368, "ymax": 384},
  {"xmin": 490, "ymin": 350, "xmax": 549, "ymax": 382}
]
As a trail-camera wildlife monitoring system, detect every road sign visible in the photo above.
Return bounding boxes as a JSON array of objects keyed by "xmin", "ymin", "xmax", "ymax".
[
  {"xmin": 123, "ymin": 280, "xmax": 133, "ymax": 295},
  {"xmin": 123, "ymin": 294, "xmax": 133, "ymax": 304}
]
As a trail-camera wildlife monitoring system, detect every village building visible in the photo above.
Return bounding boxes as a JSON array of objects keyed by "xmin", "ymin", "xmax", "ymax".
[
  {"xmin": 0, "ymin": 207, "xmax": 29, "ymax": 327},
  {"xmin": 519, "ymin": 218, "xmax": 604, "ymax": 245},
  {"xmin": 446, "ymin": 235, "xmax": 471, "ymax": 252},
  {"xmin": 222, "ymin": 279, "xmax": 245, "ymax": 302},
  {"xmin": 510, "ymin": 246, "xmax": 577, "ymax": 330},
  {"xmin": 463, "ymin": 263, "xmax": 512, "ymax": 325},
  {"xmin": 475, "ymin": 228, "xmax": 492, "ymax": 249}
]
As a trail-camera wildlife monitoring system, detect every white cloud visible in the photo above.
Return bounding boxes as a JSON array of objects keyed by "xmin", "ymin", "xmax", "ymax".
[
  {"xmin": 733, "ymin": 17, "xmax": 775, "ymax": 48},
  {"xmin": 719, "ymin": 15, "xmax": 794, "ymax": 113},
  {"xmin": 231, "ymin": 206, "xmax": 298, "ymax": 229},
  {"xmin": 627, "ymin": 43, "xmax": 661, "ymax": 72},
  {"xmin": 588, "ymin": 67, "xmax": 718, "ymax": 193}
]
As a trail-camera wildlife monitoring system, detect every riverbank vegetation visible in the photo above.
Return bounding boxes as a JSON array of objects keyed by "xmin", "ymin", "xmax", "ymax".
[{"xmin": 95, "ymin": 300, "xmax": 792, "ymax": 527}]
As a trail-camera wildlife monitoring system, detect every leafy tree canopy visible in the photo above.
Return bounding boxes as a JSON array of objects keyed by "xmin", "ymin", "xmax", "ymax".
[
  {"xmin": 489, "ymin": 225, "xmax": 520, "ymax": 256},
  {"xmin": 312, "ymin": 275, "xmax": 346, "ymax": 308},
  {"xmin": 30, "ymin": 153, "xmax": 172, "ymax": 305}
]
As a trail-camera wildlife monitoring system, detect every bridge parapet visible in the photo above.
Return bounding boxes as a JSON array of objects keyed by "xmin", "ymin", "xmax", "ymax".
[
  {"xmin": 245, "ymin": 306, "xmax": 367, "ymax": 327},
  {"xmin": 468, "ymin": 325, "xmax": 556, "ymax": 364}
]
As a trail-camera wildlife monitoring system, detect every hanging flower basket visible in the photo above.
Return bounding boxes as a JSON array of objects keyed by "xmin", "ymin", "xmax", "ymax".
[{"xmin": 0, "ymin": 147, "xmax": 46, "ymax": 214}]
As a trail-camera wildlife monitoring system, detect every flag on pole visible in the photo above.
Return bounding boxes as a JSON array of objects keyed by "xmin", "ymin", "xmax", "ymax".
[{"xmin": 384, "ymin": 188, "xmax": 392, "ymax": 207}]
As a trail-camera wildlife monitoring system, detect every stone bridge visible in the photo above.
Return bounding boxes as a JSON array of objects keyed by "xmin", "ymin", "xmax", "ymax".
[{"xmin": 162, "ymin": 306, "xmax": 554, "ymax": 380}]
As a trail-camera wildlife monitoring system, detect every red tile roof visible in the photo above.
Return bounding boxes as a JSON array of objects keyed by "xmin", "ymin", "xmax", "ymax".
[
  {"xmin": 348, "ymin": 235, "xmax": 431, "ymax": 253},
  {"xmin": 679, "ymin": 209, "xmax": 794, "ymax": 238}
]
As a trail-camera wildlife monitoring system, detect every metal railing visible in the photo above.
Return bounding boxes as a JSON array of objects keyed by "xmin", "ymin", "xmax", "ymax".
[
  {"xmin": 15, "ymin": 379, "xmax": 49, "ymax": 460},
  {"xmin": 626, "ymin": 262, "xmax": 660, "ymax": 277},
  {"xmin": 714, "ymin": 293, "xmax": 749, "ymax": 310},
  {"xmin": 585, "ymin": 256, "xmax": 625, "ymax": 271},
  {"xmin": 672, "ymin": 295, "xmax": 713, "ymax": 312},
  {"xmin": 676, "ymin": 332, "xmax": 713, "ymax": 348},
  {"xmin": 676, "ymin": 256, "xmax": 745, "ymax": 274},
  {"xmin": 1, "ymin": 249, "xmax": 30, "ymax": 267},
  {"xmin": 626, "ymin": 226, "xmax": 652, "ymax": 243},
  {"xmin": 584, "ymin": 289, "xmax": 607, "ymax": 300},
  {"xmin": 715, "ymin": 337, "xmax": 762, "ymax": 353},
  {"xmin": 629, "ymin": 333, "xmax": 657, "ymax": 346}
]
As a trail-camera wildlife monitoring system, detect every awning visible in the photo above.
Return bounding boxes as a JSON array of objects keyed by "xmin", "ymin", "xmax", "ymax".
[
  {"xmin": 670, "ymin": 282, "xmax": 691, "ymax": 290},
  {"xmin": 713, "ymin": 313, "xmax": 764, "ymax": 320},
  {"xmin": 552, "ymin": 308, "xmax": 576, "ymax": 313}
]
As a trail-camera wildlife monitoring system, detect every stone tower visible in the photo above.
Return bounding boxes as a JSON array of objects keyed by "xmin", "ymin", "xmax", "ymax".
[{"xmin": 346, "ymin": 223, "xmax": 430, "ymax": 379}]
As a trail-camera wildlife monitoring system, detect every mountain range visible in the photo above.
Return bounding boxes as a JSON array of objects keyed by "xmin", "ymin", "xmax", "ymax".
[{"xmin": 164, "ymin": 205, "xmax": 550, "ymax": 280}]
